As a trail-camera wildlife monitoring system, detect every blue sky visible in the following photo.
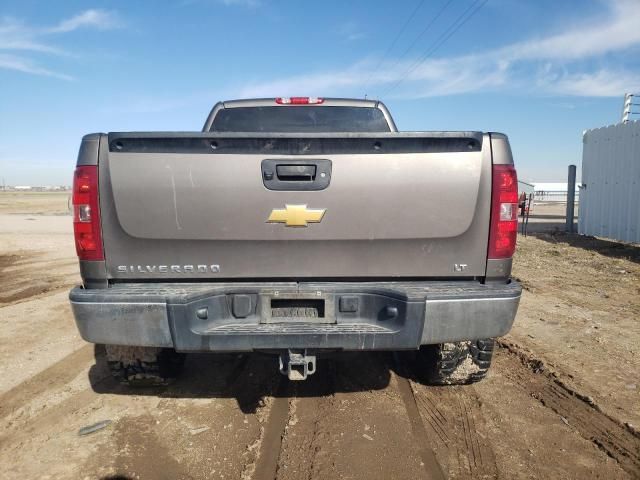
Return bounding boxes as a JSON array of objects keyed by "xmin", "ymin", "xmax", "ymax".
[{"xmin": 1, "ymin": 0, "xmax": 639, "ymax": 185}]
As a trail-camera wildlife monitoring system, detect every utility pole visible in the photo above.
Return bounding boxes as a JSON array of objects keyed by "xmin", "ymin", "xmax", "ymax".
[{"xmin": 566, "ymin": 165, "xmax": 576, "ymax": 233}]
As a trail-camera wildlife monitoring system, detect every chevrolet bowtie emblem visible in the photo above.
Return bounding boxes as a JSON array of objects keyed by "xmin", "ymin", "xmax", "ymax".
[{"xmin": 267, "ymin": 204, "xmax": 326, "ymax": 227}]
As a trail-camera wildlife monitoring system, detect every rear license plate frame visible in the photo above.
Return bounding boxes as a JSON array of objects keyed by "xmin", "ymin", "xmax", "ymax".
[{"xmin": 260, "ymin": 292, "xmax": 336, "ymax": 324}]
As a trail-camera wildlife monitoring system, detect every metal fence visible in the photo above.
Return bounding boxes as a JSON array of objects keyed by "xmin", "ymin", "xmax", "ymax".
[{"xmin": 533, "ymin": 190, "xmax": 580, "ymax": 203}]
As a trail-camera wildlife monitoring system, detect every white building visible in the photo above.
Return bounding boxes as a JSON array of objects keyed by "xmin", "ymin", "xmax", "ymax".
[{"xmin": 579, "ymin": 121, "xmax": 640, "ymax": 243}]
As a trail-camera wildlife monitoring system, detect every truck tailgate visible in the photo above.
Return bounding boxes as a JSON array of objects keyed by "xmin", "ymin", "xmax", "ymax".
[{"xmin": 99, "ymin": 132, "xmax": 491, "ymax": 279}]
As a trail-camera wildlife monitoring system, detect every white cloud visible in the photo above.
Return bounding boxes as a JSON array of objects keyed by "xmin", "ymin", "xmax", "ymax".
[
  {"xmin": 219, "ymin": 0, "xmax": 261, "ymax": 7},
  {"xmin": 0, "ymin": 53, "xmax": 73, "ymax": 80},
  {"xmin": 239, "ymin": 66, "xmax": 369, "ymax": 98},
  {"xmin": 179, "ymin": 0, "xmax": 261, "ymax": 7},
  {"xmin": 238, "ymin": 56, "xmax": 508, "ymax": 99},
  {"xmin": 236, "ymin": 0, "xmax": 640, "ymax": 99},
  {"xmin": 0, "ymin": 17, "xmax": 67, "ymax": 55},
  {"xmin": 0, "ymin": 38, "xmax": 68, "ymax": 55},
  {"xmin": 0, "ymin": 9, "xmax": 121, "ymax": 80},
  {"xmin": 537, "ymin": 68, "xmax": 640, "ymax": 97},
  {"xmin": 337, "ymin": 21, "xmax": 366, "ymax": 42},
  {"xmin": 46, "ymin": 9, "xmax": 122, "ymax": 34},
  {"xmin": 500, "ymin": 0, "xmax": 640, "ymax": 61}
]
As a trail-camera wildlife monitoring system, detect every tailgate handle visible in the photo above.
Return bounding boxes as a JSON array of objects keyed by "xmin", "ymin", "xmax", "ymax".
[
  {"xmin": 276, "ymin": 164, "xmax": 316, "ymax": 181},
  {"xmin": 262, "ymin": 159, "xmax": 332, "ymax": 191}
]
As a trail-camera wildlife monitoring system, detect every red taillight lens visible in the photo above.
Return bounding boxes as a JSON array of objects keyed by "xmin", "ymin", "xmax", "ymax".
[
  {"xmin": 72, "ymin": 165, "xmax": 104, "ymax": 261},
  {"xmin": 275, "ymin": 97, "xmax": 324, "ymax": 105},
  {"xmin": 488, "ymin": 164, "xmax": 518, "ymax": 259}
]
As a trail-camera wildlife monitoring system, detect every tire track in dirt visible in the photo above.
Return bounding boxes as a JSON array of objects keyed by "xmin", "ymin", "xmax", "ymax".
[
  {"xmin": 250, "ymin": 377, "xmax": 289, "ymax": 480},
  {"xmin": 0, "ymin": 252, "xmax": 77, "ymax": 306},
  {"xmin": 0, "ymin": 374, "xmax": 112, "ymax": 450},
  {"xmin": 498, "ymin": 343, "xmax": 640, "ymax": 477},
  {"xmin": 1, "ymin": 353, "xmax": 250, "ymax": 464},
  {"xmin": 268, "ymin": 361, "xmax": 336, "ymax": 480},
  {"xmin": 393, "ymin": 352, "xmax": 494, "ymax": 479},
  {"xmin": 104, "ymin": 355, "xmax": 256, "ymax": 480},
  {"xmin": 84, "ymin": 353, "xmax": 275, "ymax": 479},
  {"xmin": 2, "ymin": 348, "xmax": 279, "ymax": 479},
  {"xmin": 0, "ymin": 282, "xmax": 76, "ymax": 307},
  {"xmin": 457, "ymin": 393, "xmax": 497, "ymax": 478},
  {"xmin": 272, "ymin": 354, "xmax": 439, "ymax": 480},
  {"xmin": 413, "ymin": 383, "xmax": 450, "ymax": 446},
  {"xmin": 280, "ymin": 362, "xmax": 339, "ymax": 480},
  {"xmin": 0, "ymin": 344, "xmax": 96, "ymax": 419},
  {"xmin": 396, "ymin": 374, "xmax": 447, "ymax": 480},
  {"xmin": 222, "ymin": 353, "xmax": 286, "ymax": 480},
  {"xmin": 104, "ymin": 413, "xmax": 193, "ymax": 480}
]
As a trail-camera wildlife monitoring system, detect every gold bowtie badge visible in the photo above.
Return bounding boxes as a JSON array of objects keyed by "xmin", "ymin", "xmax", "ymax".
[{"xmin": 267, "ymin": 204, "xmax": 326, "ymax": 227}]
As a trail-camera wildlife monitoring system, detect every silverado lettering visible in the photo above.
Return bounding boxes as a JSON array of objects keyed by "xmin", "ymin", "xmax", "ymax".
[{"xmin": 116, "ymin": 265, "xmax": 221, "ymax": 274}]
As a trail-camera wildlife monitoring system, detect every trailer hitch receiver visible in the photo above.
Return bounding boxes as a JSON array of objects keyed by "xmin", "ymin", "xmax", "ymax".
[{"xmin": 279, "ymin": 349, "xmax": 316, "ymax": 381}]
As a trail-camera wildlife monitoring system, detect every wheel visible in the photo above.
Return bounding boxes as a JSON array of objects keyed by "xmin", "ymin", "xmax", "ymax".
[
  {"xmin": 105, "ymin": 345, "xmax": 185, "ymax": 386},
  {"xmin": 418, "ymin": 339, "xmax": 495, "ymax": 385}
]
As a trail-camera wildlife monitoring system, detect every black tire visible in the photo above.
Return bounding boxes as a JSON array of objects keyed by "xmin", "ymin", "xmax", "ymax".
[
  {"xmin": 418, "ymin": 339, "xmax": 495, "ymax": 385},
  {"xmin": 105, "ymin": 345, "xmax": 185, "ymax": 387}
]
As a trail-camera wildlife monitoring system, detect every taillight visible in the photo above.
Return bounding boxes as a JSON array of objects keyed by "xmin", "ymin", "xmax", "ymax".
[
  {"xmin": 72, "ymin": 165, "xmax": 104, "ymax": 261},
  {"xmin": 488, "ymin": 164, "xmax": 518, "ymax": 259},
  {"xmin": 275, "ymin": 97, "xmax": 324, "ymax": 105}
]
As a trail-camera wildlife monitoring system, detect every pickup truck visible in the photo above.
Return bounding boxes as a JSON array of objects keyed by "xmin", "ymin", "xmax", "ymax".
[{"xmin": 69, "ymin": 97, "xmax": 521, "ymax": 384}]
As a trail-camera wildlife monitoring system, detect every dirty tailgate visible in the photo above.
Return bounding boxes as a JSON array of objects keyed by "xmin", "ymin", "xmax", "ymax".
[{"xmin": 99, "ymin": 132, "xmax": 491, "ymax": 280}]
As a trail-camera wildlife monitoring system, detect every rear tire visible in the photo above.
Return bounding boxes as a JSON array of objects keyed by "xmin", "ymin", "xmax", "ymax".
[
  {"xmin": 105, "ymin": 345, "xmax": 185, "ymax": 387},
  {"xmin": 418, "ymin": 339, "xmax": 495, "ymax": 385}
]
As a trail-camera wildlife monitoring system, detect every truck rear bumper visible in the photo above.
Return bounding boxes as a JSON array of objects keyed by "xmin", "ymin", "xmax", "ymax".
[{"xmin": 69, "ymin": 280, "xmax": 521, "ymax": 351}]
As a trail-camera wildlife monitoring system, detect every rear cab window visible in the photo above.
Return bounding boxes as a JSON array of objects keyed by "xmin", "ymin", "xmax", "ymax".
[{"xmin": 209, "ymin": 106, "xmax": 392, "ymax": 133}]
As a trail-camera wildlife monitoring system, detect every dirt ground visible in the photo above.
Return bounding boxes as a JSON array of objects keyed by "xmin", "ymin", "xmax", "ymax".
[
  {"xmin": 0, "ymin": 192, "xmax": 638, "ymax": 479},
  {"xmin": 0, "ymin": 191, "xmax": 70, "ymax": 215}
]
